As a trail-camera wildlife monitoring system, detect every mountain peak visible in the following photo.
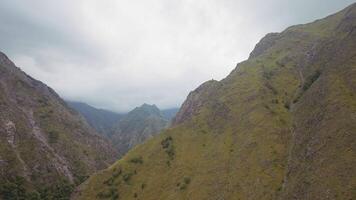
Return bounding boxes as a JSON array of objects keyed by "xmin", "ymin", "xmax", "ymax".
[{"xmin": 132, "ymin": 103, "xmax": 161, "ymax": 116}]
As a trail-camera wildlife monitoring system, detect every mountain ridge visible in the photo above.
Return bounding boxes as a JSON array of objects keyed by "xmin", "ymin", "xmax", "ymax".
[
  {"xmin": 75, "ymin": 3, "xmax": 356, "ymax": 200},
  {"xmin": 0, "ymin": 51, "xmax": 119, "ymax": 199},
  {"xmin": 67, "ymin": 101, "xmax": 123, "ymax": 137},
  {"xmin": 68, "ymin": 101, "xmax": 179, "ymax": 156},
  {"xmin": 110, "ymin": 103, "xmax": 169, "ymax": 156}
]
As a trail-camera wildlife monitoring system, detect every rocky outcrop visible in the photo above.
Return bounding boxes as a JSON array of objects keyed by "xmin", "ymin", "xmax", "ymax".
[
  {"xmin": 0, "ymin": 51, "xmax": 118, "ymax": 198},
  {"xmin": 172, "ymin": 80, "xmax": 222, "ymax": 126},
  {"xmin": 249, "ymin": 32, "xmax": 279, "ymax": 59}
]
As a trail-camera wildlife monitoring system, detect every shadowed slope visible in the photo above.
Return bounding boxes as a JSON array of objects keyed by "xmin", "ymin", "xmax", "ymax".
[{"xmin": 0, "ymin": 52, "xmax": 118, "ymax": 199}]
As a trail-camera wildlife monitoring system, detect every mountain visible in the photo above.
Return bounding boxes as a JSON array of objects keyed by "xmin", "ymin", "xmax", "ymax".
[
  {"xmin": 67, "ymin": 101, "xmax": 123, "ymax": 137},
  {"xmin": 111, "ymin": 104, "xmax": 169, "ymax": 156},
  {"xmin": 67, "ymin": 101, "xmax": 178, "ymax": 156},
  {"xmin": 75, "ymin": 3, "xmax": 356, "ymax": 200},
  {"xmin": 0, "ymin": 52, "xmax": 118, "ymax": 199},
  {"xmin": 161, "ymin": 108, "xmax": 179, "ymax": 121}
]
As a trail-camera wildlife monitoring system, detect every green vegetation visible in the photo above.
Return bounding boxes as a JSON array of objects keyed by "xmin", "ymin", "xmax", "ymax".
[
  {"xmin": 302, "ymin": 70, "xmax": 321, "ymax": 91},
  {"xmin": 0, "ymin": 177, "xmax": 74, "ymax": 200},
  {"xmin": 161, "ymin": 136, "xmax": 174, "ymax": 160},
  {"xmin": 129, "ymin": 157, "xmax": 143, "ymax": 164},
  {"xmin": 0, "ymin": 47, "xmax": 118, "ymax": 199},
  {"xmin": 48, "ymin": 130, "xmax": 59, "ymax": 143},
  {"xmin": 73, "ymin": 4, "xmax": 356, "ymax": 200},
  {"xmin": 122, "ymin": 173, "xmax": 133, "ymax": 183},
  {"xmin": 0, "ymin": 177, "xmax": 28, "ymax": 200},
  {"xmin": 97, "ymin": 187, "xmax": 119, "ymax": 200},
  {"xmin": 176, "ymin": 177, "xmax": 191, "ymax": 190}
]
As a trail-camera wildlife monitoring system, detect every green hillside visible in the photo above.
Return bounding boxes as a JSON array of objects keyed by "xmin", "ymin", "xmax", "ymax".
[{"xmin": 74, "ymin": 3, "xmax": 356, "ymax": 200}]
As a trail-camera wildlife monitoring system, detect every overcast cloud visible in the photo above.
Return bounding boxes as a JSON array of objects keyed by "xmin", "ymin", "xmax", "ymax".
[{"xmin": 0, "ymin": 0, "xmax": 354, "ymax": 112}]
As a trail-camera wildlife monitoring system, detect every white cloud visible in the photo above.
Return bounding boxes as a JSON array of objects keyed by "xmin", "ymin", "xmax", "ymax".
[{"xmin": 0, "ymin": 0, "xmax": 353, "ymax": 112}]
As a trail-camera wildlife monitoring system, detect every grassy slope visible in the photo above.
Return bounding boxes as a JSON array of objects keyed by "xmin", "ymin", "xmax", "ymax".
[{"xmin": 75, "ymin": 4, "xmax": 356, "ymax": 200}]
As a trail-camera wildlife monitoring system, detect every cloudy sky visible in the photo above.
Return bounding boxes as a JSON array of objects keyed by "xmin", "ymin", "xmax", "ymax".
[{"xmin": 0, "ymin": 0, "xmax": 354, "ymax": 112}]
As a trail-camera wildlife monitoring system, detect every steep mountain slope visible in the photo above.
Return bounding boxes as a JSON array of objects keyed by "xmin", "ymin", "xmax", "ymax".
[
  {"xmin": 75, "ymin": 4, "xmax": 356, "ymax": 200},
  {"xmin": 67, "ymin": 101, "xmax": 123, "ymax": 137},
  {"xmin": 0, "ymin": 52, "xmax": 118, "ymax": 199},
  {"xmin": 111, "ymin": 104, "xmax": 169, "ymax": 156}
]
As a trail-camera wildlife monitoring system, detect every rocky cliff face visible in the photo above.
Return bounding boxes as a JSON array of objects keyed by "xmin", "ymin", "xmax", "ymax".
[
  {"xmin": 75, "ymin": 3, "xmax": 356, "ymax": 200},
  {"xmin": 172, "ymin": 80, "xmax": 222, "ymax": 126},
  {"xmin": 0, "ymin": 52, "xmax": 118, "ymax": 199}
]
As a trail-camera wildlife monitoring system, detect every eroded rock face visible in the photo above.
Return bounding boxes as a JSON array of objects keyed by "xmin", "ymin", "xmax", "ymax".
[
  {"xmin": 172, "ymin": 80, "xmax": 222, "ymax": 126},
  {"xmin": 4, "ymin": 120, "xmax": 16, "ymax": 145},
  {"xmin": 249, "ymin": 32, "xmax": 280, "ymax": 59},
  {"xmin": 0, "ymin": 51, "xmax": 119, "ymax": 197}
]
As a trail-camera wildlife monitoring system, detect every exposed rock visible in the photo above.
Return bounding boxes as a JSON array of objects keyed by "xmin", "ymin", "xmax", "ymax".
[
  {"xmin": 249, "ymin": 32, "xmax": 280, "ymax": 59},
  {"xmin": 4, "ymin": 120, "xmax": 16, "ymax": 145},
  {"xmin": 172, "ymin": 80, "xmax": 222, "ymax": 126},
  {"xmin": 0, "ymin": 51, "xmax": 119, "ymax": 197}
]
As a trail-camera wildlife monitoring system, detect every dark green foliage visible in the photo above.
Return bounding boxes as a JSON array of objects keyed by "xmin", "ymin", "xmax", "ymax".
[
  {"xmin": 109, "ymin": 187, "xmax": 119, "ymax": 200},
  {"xmin": 302, "ymin": 70, "xmax": 321, "ymax": 91},
  {"xmin": 161, "ymin": 136, "xmax": 172, "ymax": 149},
  {"xmin": 129, "ymin": 157, "xmax": 143, "ymax": 164},
  {"xmin": 177, "ymin": 177, "xmax": 191, "ymax": 190},
  {"xmin": 103, "ymin": 168, "xmax": 122, "ymax": 187},
  {"xmin": 112, "ymin": 168, "xmax": 122, "ymax": 178},
  {"xmin": 179, "ymin": 184, "xmax": 187, "ymax": 190},
  {"xmin": 27, "ymin": 192, "xmax": 41, "ymax": 200},
  {"xmin": 0, "ymin": 177, "xmax": 73, "ymax": 200},
  {"xmin": 284, "ymin": 102, "xmax": 290, "ymax": 110},
  {"xmin": 47, "ymin": 130, "xmax": 59, "ymax": 143},
  {"xmin": 122, "ymin": 173, "xmax": 133, "ymax": 183},
  {"xmin": 141, "ymin": 183, "xmax": 146, "ymax": 190},
  {"xmin": 97, "ymin": 187, "xmax": 119, "ymax": 200},
  {"xmin": 0, "ymin": 176, "xmax": 27, "ymax": 200},
  {"xmin": 161, "ymin": 136, "xmax": 175, "ymax": 160},
  {"xmin": 265, "ymin": 82, "xmax": 278, "ymax": 95},
  {"xmin": 271, "ymin": 99, "xmax": 279, "ymax": 104},
  {"xmin": 293, "ymin": 96, "xmax": 300, "ymax": 103},
  {"xmin": 103, "ymin": 177, "xmax": 115, "ymax": 186},
  {"xmin": 183, "ymin": 177, "xmax": 191, "ymax": 184},
  {"xmin": 37, "ymin": 97, "xmax": 50, "ymax": 106},
  {"xmin": 38, "ymin": 179, "xmax": 74, "ymax": 200},
  {"xmin": 75, "ymin": 175, "xmax": 89, "ymax": 185},
  {"xmin": 262, "ymin": 70, "xmax": 274, "ymax": 80}
]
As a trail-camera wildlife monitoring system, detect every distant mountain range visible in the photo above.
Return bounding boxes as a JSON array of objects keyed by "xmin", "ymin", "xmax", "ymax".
[
  {"xmin": 67, "ymin": 101, "xmax": 179, "ymax": 156},
  {"xmin": 66, "ymin": 101, "xmax": 123, "ymax": 137}
]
